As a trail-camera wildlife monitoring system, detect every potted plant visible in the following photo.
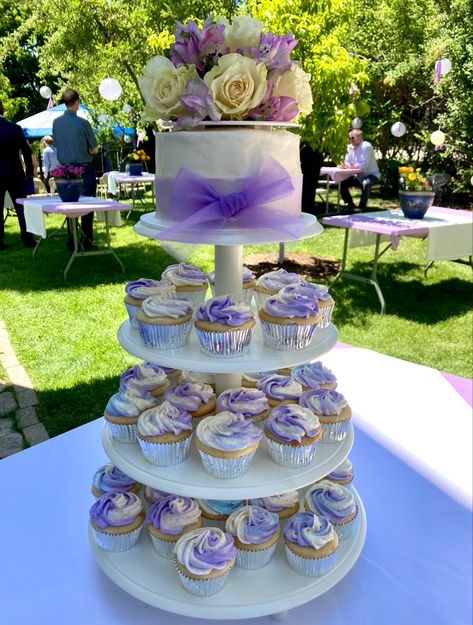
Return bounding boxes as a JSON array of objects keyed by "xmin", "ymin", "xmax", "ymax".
[
  {"xmin": 398, "ymin": 166, "xmax": 435, "ymax": 219},
  {"xmin": 126, "ymin": 149, "xmax": 150, "ymax": 176},
  {"xmin": 49, "ymin": 164, "xmax": 85, "ymax": 202}
]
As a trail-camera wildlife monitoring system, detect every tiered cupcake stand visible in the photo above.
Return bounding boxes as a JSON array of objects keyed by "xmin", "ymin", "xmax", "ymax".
[{"xmin": 89, "ymin": 213, "xmax": 367, "ymax": 620}]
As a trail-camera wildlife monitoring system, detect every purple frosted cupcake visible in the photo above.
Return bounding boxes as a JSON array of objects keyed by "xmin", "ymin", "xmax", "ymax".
[
  {"xmin": 136, "ymin": 295, "xmax": 194, "ymax": 350},
  {"xmin": 119, "ymin": 362, "xmax": 170, "ymax": 397},
  {"xmin": 90, "ymin": 491, "xmax": 145, "ymax": 552},
  {"xmin": 325, "ymin": 458, "xmax": 354, "ymax": 490},
  {"xmin": 161, "ymin": 263, "xmax": 209, "ymax": 306},
  {"xmin": 104, "ymin": 389, "xmax": 158, "ymax": 443},
  {"xmin": 194, "ymin": 294, "xmax": 256, "ymax": 358},
  {"xmin": 256, "ymin": 374, "xmax": 303, "ymax": 407},
  {"xmin": 209, "ymin": 266, "xmax": 256, "ymax": 305},
  {"xmin": 164, "ymin": 382, "xmax": 216, "ymax": 420},
  {"xmin": 217, "ymin": 386, "xmax": 270, "ymax": 424},
  {"xmin": 124, "ymin": 278, "xmax": 175, "ymax": 328},
  {"xmin": 225, "ymin": 505, "xmax": 280, "ymax": 569},
  {"xmin": 249, "ymin": 490, "xmax": 300, "ymax": 527},
  {"xmin": 136, "ymin": 400, "xmax": 193, "ymax": 465},
  {"xmin": 299, "ymin": 388, "xmax": 352, "ymax": 443},
  {"xmin": 304, "ymin": 479, "xmax": 357, "ymax": 539},
  {"xmin": 280, "ymin": 281, "xmax": 335, "ymax": 328},
  {"xmin": 264, "ymin": 404, "xmax": 322, "ymax": 467},
  {"xmin": 91, "ymin": 464, "xmax": 141, "ymax": 498},
  {"xmin": 291, "ymin": 361, "xmax": 337, "ymax": 391},
  {"xmin": 147, "ymin": 495, "xmax": 202, "ymax": 558},
  {"xmin": 284, "ymin": 511, "xmax": 338, "ymax": 576},
  {"xmin": 254, "ymin": 268, "xmax": 303, "ymax": 309},
  {"xmin": 144, "ymin": 486, "xmax": 175, "ymax": 505},
  {"xmin": 196, "ymin": 412, "xmax": 263, "ymax": 478},
  {"xmin": 174, "ymin": 527, "xmax": 236, "ymax": 596},
  {"xmin": 241, "ymin": 370, "xmax": 278, "ymax": 388}
]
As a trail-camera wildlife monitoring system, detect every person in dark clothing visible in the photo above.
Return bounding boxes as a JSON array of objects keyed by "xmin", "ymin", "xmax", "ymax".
[{"xmin": 0, "ymin": 99, "xmax": 37, "ymax": 250}]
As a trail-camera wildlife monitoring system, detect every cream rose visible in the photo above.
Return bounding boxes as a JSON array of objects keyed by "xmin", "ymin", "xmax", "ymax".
[
  {"xmin": 139, "ymin": 56, "xmax": 198, "ymax": 121},
  {"xmin": 204, "ymin": 53, "xmax": 267, "ymax": 119},
  {"xmin": 270, "ymin": 64, "xmax": 313, "ymax": 115},
  {"xmin": 224, "ymin": 15, "xmax": 263, "ymax": 52}
]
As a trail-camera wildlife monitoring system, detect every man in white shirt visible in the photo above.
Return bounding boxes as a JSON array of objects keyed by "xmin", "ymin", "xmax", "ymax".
[{"xmin": 340, "ymin": 129, "xmax": 380, "ymax": 211}]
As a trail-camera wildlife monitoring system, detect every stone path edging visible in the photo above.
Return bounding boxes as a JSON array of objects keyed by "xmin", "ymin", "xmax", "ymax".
[{"xmin": 0, "ymin": 318, "xmax": 49, "ymax": 459}]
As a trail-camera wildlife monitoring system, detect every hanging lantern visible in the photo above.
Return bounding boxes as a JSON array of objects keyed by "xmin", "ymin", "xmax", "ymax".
[
  {"xmin": 430, "ymin": 130, "xmax": 446, "ymax": 146},
  {"xmin": 99, "ymin": 77, "xmax": 122, "ymax": 101},
  {"xmin": 97, "ymin": 114, "xmax": 109, "ymax": 124},
  {"xmin": 351, "ymin": 117, "xmax": 363, "ymax": 129},
  {"xmin": 122, "ymin": 103, "xmax": 132, "ymax": 113},
  {"xmin": 123, "ymin": 134, "xmax": 132, "ymax": 143},
  {"xmin": 470, "ymin": 175, "xmax": 473, "ymax": 187},
  {"xmin": 435, "ymin": 58, "xmax": 452, "ymax": 84},
  {"xmin": 391, "ymin": 122, "xmax": 406, "ymax": 138},
  {"xmin": 39, "ymin": 86, "xmax": 52, "ymax": 99}
]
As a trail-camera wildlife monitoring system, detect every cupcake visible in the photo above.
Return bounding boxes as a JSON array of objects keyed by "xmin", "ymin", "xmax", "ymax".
[
  {"xmin": 241, "ymin": 370, "xmax": 278, "ymax": 388},
  {"xmin": 194, "ymin": 295, "xmax": 255, "ymax": 358},
  {"xmin": 178, "ymin": 370, "xmax": 216, "ymax": 389},
  {"xmin": 248, "ymin": 491, "xmax": 300, "ymax": 527},
  {"xmin": 263, "ymin": 404, "xmax": 322, "ymax": 467},
  {"xmin": 325, "ymin": 458, "xmax": 354, "ymax": 490},
  {"xmin": 195, "ymin": 411, "xmax": 263, "ymax": 479},
  {"xmin": 199, "ymin": 499, "xmax": 246, "ymax": 530},
  {"xmin": 258, "ymin": 290, "xmax": 321, "ymax": 351},
  {"xmin": 284, "ymin": 511, "xmax": 338, "ymax": 576},
  {"xmin": 161, "ymin": 263, "xmax": 209, "ymax": 306},
  {"xmin": 124, "ymin": 278, "xmax": 175, "ymax": 328},
  {"xmin": 256, "ymin": 374, "xmax": 303, "ymax": 407},
  {"xmin": 144, "ymin": 486, "xmax": 175, "ymax": 505},
  {"xmin": 279, "ymin": 280, "xmax": 335, "ymax": 328},
  {"xmin": 209, "ymin": 266, "xmax": 256, "ymax": 305},
  {"xmin": 104, "ymin": 389, "xmax": 158, "ymax": 443},
  {"xmin": 91, "ymin": 464, "xmax": 141, "ymax": 498},
  {"xmin": 90, "ymin": 491, "xmax": 145, "ymax": 552},
  {"xmin": 216, "ymin": 387, "xmax": 270, "ymax": 424},
  {"xmin": 254, "ymin": 268, "xmax": 303, "ymax": 309},
  {"xmin": 299, "ymin": 388, "xmax": 352, "ymax": 443},
  {"xmin": 291, "ymin": 361, "xmax": 337, "ymax": 391},
  {"xmin": 157, "ymin": 366, "xmax": 181, "ymax": 384},
  {"xmin": 304, "ymin": 479, "xmax": 357, "ymax": 539},
  {"xmin": 136, "ymin": 295, "xmax": 194, "ymax": 350},
  {"xmin": 119, "ymin": 362, "xmax": 170, "ymax": 397},
  {"xmin": 174, "ymin": 527, "xmax": 236, "ymax": 596},
  {"xmin": 147, "ymin": 495, "xmax": 202, "ymax": 558},
  {"xmin": 225, "ymin": 505, "xmax": 280, "ymax": 569},
  {"xmin": 136, "ymin": 400, "xmax": 193, "ymax": 465},
  {"xmin": 164, "ymin": 382, "xmax": 216, "ymax": 420}
]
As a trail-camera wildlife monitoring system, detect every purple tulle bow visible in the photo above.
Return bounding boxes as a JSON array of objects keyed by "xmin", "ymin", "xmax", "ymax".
[{"xmin": 160, "ymin": 156, "xmax": 302, "ymax": 241}]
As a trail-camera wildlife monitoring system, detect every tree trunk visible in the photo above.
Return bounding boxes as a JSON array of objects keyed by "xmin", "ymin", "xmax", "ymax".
[{"xmin": 300, "ymin": 143, "xmax": 324, "ymax": 215}]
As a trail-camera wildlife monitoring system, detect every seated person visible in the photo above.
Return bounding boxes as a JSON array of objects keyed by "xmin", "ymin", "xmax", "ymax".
[{"xmin": 339, "ymin": 130, "xmax": 380, "ymax": 211}]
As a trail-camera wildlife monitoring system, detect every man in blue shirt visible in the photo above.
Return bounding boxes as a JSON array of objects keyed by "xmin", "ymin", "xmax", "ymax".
[
  {"xmin": 340, "ymin": 130, "xmax": 380, "ymax": 212},
  {"xmin": 53, "ymin": 88, "xmax": 98, "ymax": 250}
]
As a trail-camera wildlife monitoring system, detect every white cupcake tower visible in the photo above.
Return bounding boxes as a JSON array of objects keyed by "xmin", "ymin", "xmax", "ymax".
[{"xmin": 89, "ymin": 200, "xmax": 366, "ymax": 620}]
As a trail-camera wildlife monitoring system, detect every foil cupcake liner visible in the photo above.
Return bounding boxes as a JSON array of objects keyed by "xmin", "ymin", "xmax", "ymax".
[
  {"xmin": 235, "ymin": 542, "xmax": 278, "ymax": 569},
  {"xmin": 318, "ymin": 302, "xmax": 335, "ymax": 329},
  {"xmin": 264, "ymin": 434, "xmax": 319, "ymax": 467},
  {"xmin": 333, "ymin": 506, "xmax": 358, "ymax": 540},
  {"xmin": 138, "ymin": 319, "xmax": 192, "ymax": 350},
  {"xmin": 259, "ymin": 320, "xmax": 318, "ymax": 351},
  {"xmin": 91, "ymin": 521, "xmax": 143, "ymax": 552},
  {"xmin": 175, "ymin": 565, "xmax": 231, "ymax": 596},
  {"xmin": 124, "ymin": 302, "xmax": 141, "ymax": 329},
  {"xmin": 284, "ymin": 544, "xmax": 337, "ymax": 577},
  {"xmin": 198, "ymin": 449, "xmax": 256, "ymax": 479},
  {"xmin": 136, "ymin": 434, "xmax": 192, "ymax": 466},
  {"xmin": 175, "ymin": 289, "xmax": 207, "ymax": 307},
  {"xmin": 321, "ymin": 420, "xmax": 351, "ymax": 443},
  {"xmin": 195, "ymin": 327, "xmax": 253, "ymax": 358},
  {"xmin": 107, "ymin": 421, "xmax": 137, "ymax": 444},
  {"xmin": 149, "ymin": 532, "xmax": 175, "ymax": 559}
]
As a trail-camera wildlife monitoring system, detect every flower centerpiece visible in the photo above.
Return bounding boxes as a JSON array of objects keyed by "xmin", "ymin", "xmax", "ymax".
[
  {"xmin": 49, "ymin": 164, "xmax": 85, "ymax": 202},
  {"xmin": 398, "ymin": 166, "xmax": 435, "ymax": 219},
  {"xmin": 138, "ymin": 14, "xmax": 313, "ymax": 127},
  {"xmin": 126, "ymin": 148, "xmax": 150, "ymax": 176}
]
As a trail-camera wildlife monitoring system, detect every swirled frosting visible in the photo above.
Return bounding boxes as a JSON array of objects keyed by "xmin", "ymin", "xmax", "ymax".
[
  {"xmin": 164, "ymin": 382, "xmax": 215, "ymax": 412},
  {"xmin": 263, "ymin": 290, "xmax": 320, "ymax": 319},
  {"xmin": 141, "ymin": 295, "xmax": 194, "ymax": 319},
  {"xmin": 145, "ymin": 487, "xmax": 174, "ymax": 502},
  {"xmin": 291, "ymin": 362, "xmax": 337, "ymax": 389},
  {"xmin": 199, "ymin": 499, "xmax": 245, "ymax": 516},
  {"xmin": 265, "ymin": 404, "xmax": 320, "ymax": 442},
  {"xmin": 217, "ymin": 387, "xmax": 269, "ymax": 418},
  {"xmin": 196, "ymin": 412, "xmax": 263, "ymax": 451},
  {"xmin": 305, "ymin": 480, "xmax": 356, "ymax": 522},
  {"xmin": 242, "ymin": 370, "xmax": 278, "ymax": 384},
  {"xmin": 137, "ymin": 401, "xmax": 192, "ymax": 437},
  {"xmin": 125, "ymin": 278, "xmax": 175, "ymax": 300},
  {"xmin": 146, "ymin": 495, "xmax": 201, "ymax": 535},
  {"xmin": 249, "ymin": 491, "xmax": 299, "ymax": 512},
  {"xmin": 104, "ymin": 389, "xmax": 157, "ymax": 418},
  {"xmin": 174, "ymin": 527, "xmax": 236, "ymax": 575},
  {"xmin": 327, "ymin": 458, "xmax": 354, "ymax": 482},
  {"xmin": 283, "ymin": 511, "xmax": 336, "ymax": 549},
  {"xmin": 90, "ymin": 492, "xmax": 143, "ymax": 528},
  {"xmin": 180, "ymin": 371, "xmax": 216, "ymax": 386},
  {"xmin": 119, "ymin": 363, "xmax": 168, "ymax": 394},
  {"xmin": 225, "ymin": 505, "xmax": 279, "ymax": 545},
  {"xmin": 256, "ymin": 374, "xmax": 302, "ymax": 401},
  {"xmin": 196, "ymin": 295, "xmax": 254, "ymax": 327},
  {"xmin": 280, "ymin": 281, "xmax": 332, "ymax": 301},
  {"xmin": 256, "ymin": 268, "xmax": 303, "ymax": 291},
  {"xmin": 299, "ymin": 389, "xmax": 348, "ymax": 416},
  {"xmin": 92, "ymin": 464, "xmax": 138, "ymax": 494},
  {"xmin": 209, "ymin": 267, "xmax": 255, "ymax": 284},
  {"xmin": 161, "ymin": 263, "xmax": 208, "ymax": 287}
]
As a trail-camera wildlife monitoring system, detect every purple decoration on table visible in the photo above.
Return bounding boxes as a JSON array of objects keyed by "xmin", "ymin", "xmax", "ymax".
[
  {"xmin": 196, "ymin": 294, "xmax": 253, "ymax": 326},
  {"xmin": 178, "ymin": 77, "xmax": 222, "ymax": 128},
  {"xmin": 251, "ymin": 31, "xmax": 297, "ymax": 72},
  {"xmin": 248, "ymin": 80, "xmax": 298, "ymax": 122}
]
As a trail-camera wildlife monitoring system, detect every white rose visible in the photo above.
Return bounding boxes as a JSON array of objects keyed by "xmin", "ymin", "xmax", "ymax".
[
  {"xmin": 224, "ymin": 15, "xmax": 263, "ymax": 52},
  {"xmin": 139, "ymin": 56, "xmax": 198, "ymax": 121},
  {"xmin": 204, "ymin": 53, "xmax": 267, "ymax": 119},
  {"xmin": 270, "ymin": 65, "xmax": 313, "ymax": 115}
]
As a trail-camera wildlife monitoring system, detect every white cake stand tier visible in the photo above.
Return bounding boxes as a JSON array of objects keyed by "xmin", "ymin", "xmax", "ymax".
[{"xmin": 89, "ymin": 489, "xmax": 366, "ymax": 620}]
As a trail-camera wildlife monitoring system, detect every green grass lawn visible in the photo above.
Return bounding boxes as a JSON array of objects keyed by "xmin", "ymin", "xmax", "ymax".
[{"xmin": 0, "ymin": 190, "xmax": 471, "ymax": 438}]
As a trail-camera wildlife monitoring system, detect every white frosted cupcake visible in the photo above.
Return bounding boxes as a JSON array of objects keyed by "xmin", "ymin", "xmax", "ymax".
[
  {"xmin": 248, "ymin": 491, "xmax": 300, "ymax": 528},
  {"xmin": 103, "ymin": 389, "xmax": 159, "ymax": 443},
  {"xmin": 209, "ymin": 266, "xmax": 256, "ymax": 305},
  {"xmin": 256, "ymin": 374, "xmax": 303, "ymax": 407},
  {"xmin": 136, "ymin": 401, "xmax": 193, "ymax": 465},
  {"xmin": 241, "ymin": 370, "xmax": 278, "ymax": 388},
  {"xmin": 174, "ymin": 527, "xmax": 236, "ymax": 596},
  {"xmin": 299, "ymin": 388, "xmax": 351, "ymax": 443},
  {"xmin": 161, "ymin": 262, "xmax": 209, "ymax": 306},
  {"xmin": 325, "ymin": 458, "xmax": 354, "ymax": 490},
  {"xmin": 136, "ymin": 295, "xmax": 194, "ymax": 350},
  {"xmin": 284, "ymin": 511, "xmax": 339, "ymax": 576},
  {"xmin": 146, "ymin": 495, "xmax": 202, "ymax": 558},
  {"xmin": 225, "ymin": 505, "xmax": 280, "ymax": 569},
  {"xmin": 254, "ymin": 268, "xmax": 304, "ymax": 309},
  {"xmin": 178, "ymin": 370, "xmax": 216, "ymax": 389},
  {"xmin": 217, "ymin": 386, "xmax": 270, "ymax": 424},
  {"xmin": 290, "ymin": 361, "xmax": 337, "ymax": 391},
  {"xmin": 124, "ymin": 278, "xmax": 175, "ymax": 328},
  {"xmin": 119, "ymin": 362, "xmax": 171, "ymax": 397},
  {"xmin": 90, "ymin": 492, "xmax": 145, "ymax": 552},
  {"xmin": 164, "ymin": 382, "xmax": 216, "ymax": 420},
  {"xmin": 199, "ymin": 499, "xmax": 246, "ymax": 530},
  {"xmin": 91, "ymin": 464, "xmax": 141, "ymax": 498},
  {"xmin": 304, "ymin": 479, "xmax": 358, "ymax": 539}
]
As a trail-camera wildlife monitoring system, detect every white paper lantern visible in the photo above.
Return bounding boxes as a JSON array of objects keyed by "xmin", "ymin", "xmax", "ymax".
[
  {"xmin": 430, "ymin": 130, "xmax": 446, "ymax": 146},
  {"xmin": 97, "ymin": 114, "xmax": 108, "ymax": 124},
  {"xmin": 470, "ymin": 175, "xmax": 473, "ymax": 187},
  {"xmin": 122, "ymin": 103, "xmax": 132, "ymax": 113},
  {"xmin": 39, "ymin": 86, "xmax": 52, "ymax": 99},
  {"xmin": 124, "ymin": 134, "xmax": 132, "ymax": 143},
  {"xmin": 99, "ymin": 77, "xmax": 122, "ymax": 101},
  {"xmin": 391, "ymin": 121, "xmax": 406, "ymax": 138},
  {"xmin": 439, "ymin": 58, "xmax": 452, "ymax": 76},
  {"xmin": 351, "ymin": 117, "xmax": 363, "ymax": 129}
]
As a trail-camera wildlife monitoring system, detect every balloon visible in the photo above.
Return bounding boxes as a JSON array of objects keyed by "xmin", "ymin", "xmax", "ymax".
[
  {"xmin": 430, "ymin": 130, "xmax": 445, "ymax": 146},
  {"xmin": 99, "ymin": 77, "xmax": 122, "ymax": 101},
  {"xmin": 122, "ymin": 103, "xmax": 132, "ymax": 113},
  {"xmin": 351, "ymin": 117, "xmax": 363, "ymax": 129},
  {"xmin": 391, "ymin": 121, "xmax": 406, "ymax": 137},
  {"xmin": 39, "ymin": 86, "xmax": 52, "ymax": 99}
]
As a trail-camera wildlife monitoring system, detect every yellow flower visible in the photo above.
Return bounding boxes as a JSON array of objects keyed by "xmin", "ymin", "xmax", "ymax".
[{"xmin": 408, "ymin": 172, "xmax": 417, "ymax": 181}]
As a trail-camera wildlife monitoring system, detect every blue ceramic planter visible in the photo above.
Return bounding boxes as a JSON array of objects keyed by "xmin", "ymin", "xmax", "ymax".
[
  {"xmin": 399, "ymin": 191, "xmax": 435, "ymax": 219},
  {"xmin": 128, "ymin": 164, "xmax": 143, "ymax": 176},
  {"xmin": 56, "ymin": 178, "xmax": 82, "ymax": 202}
]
